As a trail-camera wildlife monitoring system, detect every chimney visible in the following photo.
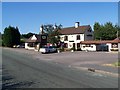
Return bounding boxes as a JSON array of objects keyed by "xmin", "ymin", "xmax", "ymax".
[{"xmin": 75, "ymin": 22, "xmax": 80, "ymax": 28}]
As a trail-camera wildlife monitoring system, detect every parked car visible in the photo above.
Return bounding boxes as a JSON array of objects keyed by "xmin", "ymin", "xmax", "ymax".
[
  {"xmin": 13, "ymin": 45, "xmax": 20, "ymax": 48},
  {"xmin": 40, "ymin": 46, "xmax": 57, "ymax": 54}
]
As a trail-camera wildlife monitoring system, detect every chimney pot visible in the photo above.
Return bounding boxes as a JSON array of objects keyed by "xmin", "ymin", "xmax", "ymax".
[{"xmin": 75, "ymin": 22, "xmax": 80, "ymax": 28}]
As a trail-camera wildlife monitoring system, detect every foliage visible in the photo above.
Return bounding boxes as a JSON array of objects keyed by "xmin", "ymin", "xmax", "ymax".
[
  {"xmin": 93, "ymin": 22, "xmax": 101, "ymax": 40},
  {"xmin": 57, "ymin": 47, "xmax": 64, "ymax": 52},
  {"xmin": 94, "ymin": 22, "xmax": 120, "ymax": 40},
  {"xmin": 21, "ymin": 32, "xmax": 36, "ymax": 39},
  {"xmin": 20, "ymin": 39, "xmax": 25, "ymax": 43},
  {"xmin": 42, "ymin": 24, "xmax": 62, "ymax": 46},
  {"xmin": 3, "ymin": 26, "xmax": 20, "ymax": 47},
  {"xmin": 0, "ymin": 32, "xmax": 1, "ymax": 39},
  {"xmin": 70, "ymin": 47, "xmax": 76, "ymax": 51},
  {"xmin": 113, "ymin": 61, "xmax": 120, "ymax": 66},
  {"xmin": 64, "ymin": 48, "xmax": 71, "ymax": 51}
]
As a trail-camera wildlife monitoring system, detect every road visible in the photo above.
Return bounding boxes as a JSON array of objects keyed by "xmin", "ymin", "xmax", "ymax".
[{"xmin": 2, "ymin": 48, "xmax": 118, "ymax": 88}]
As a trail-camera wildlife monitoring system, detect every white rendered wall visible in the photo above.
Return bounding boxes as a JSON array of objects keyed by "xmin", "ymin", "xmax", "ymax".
[
  {"xmin": 25, "ymin": 43, "xmax": 35, "ymax": 50},
  {"xmin": 60, "ymin": 34, "xmax": 84, "ymax": 49},
  {"xmin": 81, "ymin": 44, "xmax": 96, "ymax": 51}
]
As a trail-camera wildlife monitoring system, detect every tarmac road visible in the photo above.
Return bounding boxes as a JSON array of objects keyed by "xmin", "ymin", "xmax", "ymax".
[{"xmin": 2, "ymin": 48, "xmax": 118, "ymax": 88}]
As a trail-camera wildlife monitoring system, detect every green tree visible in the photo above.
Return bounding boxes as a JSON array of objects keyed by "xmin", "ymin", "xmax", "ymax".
[
  {"xmin": 3, "ymin": 26, "xmax": 20, "ymax": 47},
  {"xmin": 94, "ymin": 22, "xmax": 101, "ymax": 40},
  {"xmin": 94, "ymin": 22, "xmax": 119, "ymax": 40},
  {"xmin": 103, "ymin": 22, "xmax": 116, "ymax": 40},
  {"xmin": 14, "ymin": 27, "xmax": 20, "ymax": 45},
  {"xmin": 21, "ymin": 32, "xmax": 35, "ymax": 39},
  {"xmin": 42, "ymin": 24, "xmax": 62, "ymax": 45}
]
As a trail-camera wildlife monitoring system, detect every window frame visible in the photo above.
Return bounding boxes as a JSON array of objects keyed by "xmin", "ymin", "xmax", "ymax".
[
  {"xmin": 76, "ymin": 35, "xmax": 80, "ymax": 40},
  {"xmin": 64, "ymin": 36, "xmax": 68, "ymax": 41}
]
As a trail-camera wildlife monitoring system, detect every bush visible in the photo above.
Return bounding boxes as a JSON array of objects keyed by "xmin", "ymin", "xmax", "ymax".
[
  {"xmin": 64, "ymin": 48, "xmax": 71, "ymax": 51},
  {"xmin": 57, "ymin": 47, "xmax": 64, "ymax": 52},
  {"xmin": 113, "ymin": 61, "xmax": 120, "ymax": 66},
  {"xmin": 70, "ymin": 47, "xmax": 76, "ymax": 51},
  {"xmin": 61, "ymin": 47, "xmax": 64, "ymax": 52}
]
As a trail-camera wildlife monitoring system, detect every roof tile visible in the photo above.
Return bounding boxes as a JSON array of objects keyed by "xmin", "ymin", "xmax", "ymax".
[{"xmin": 59, "ymin": 25, "xmax": 91, "ymax": 35}]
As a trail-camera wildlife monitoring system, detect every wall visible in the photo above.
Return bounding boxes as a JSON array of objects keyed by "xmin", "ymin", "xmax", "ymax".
[
  {"xmin": 118, "ymin": 43, "xmax": 120, "ymax": 52},
  {"xmin": 60, "ymin": 34, "xmax": 84, "ymax": 49},
  {"xmin": 106, "ymin": 43, "xmax": 111, "ymax": 52},
  {"xmin": 25, "ymin": 43, "xmax": 35, "ymax": 50},
  {"xmin": 84, "ymin": 28, "xmax": 94, "ymax": 41},
  {"xmin": 81, "ymin": 44, "xmax": 96, "ymax": 51},
  {"xmin": 107, "ymin": 43, "xmax": 119, "ymax": 52}
]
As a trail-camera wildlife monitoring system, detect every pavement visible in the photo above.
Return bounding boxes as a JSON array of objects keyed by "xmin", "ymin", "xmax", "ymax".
[
  {"xmin": 74, "ymin": 65, "xmax": 118, "ymax": 77},
  {"xmin": 2, "ymin": 47, "xmax": 119, "ymax": 77}
]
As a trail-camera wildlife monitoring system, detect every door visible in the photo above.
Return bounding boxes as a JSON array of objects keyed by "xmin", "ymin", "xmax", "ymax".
[{"xmin": 73, "ymin": 43, "xmax": 75, "ymax": 48}]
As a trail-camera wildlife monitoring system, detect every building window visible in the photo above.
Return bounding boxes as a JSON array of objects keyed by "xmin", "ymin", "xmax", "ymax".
[
  {"xmin": 85, "ymin": 44, "xmax": 91, "ymax": 47},
  {"xmin": 112, "ymin": 43, "xmax": 118, "ymax": 48},
  {"xmin": 77, "ymin": 43, "xmax": 80, "ymax": 48},
  {"xmin": 60, "ymin": 37, "xmax": 64, "ymax": 40},
  {"xmin": 77, "ymin": 35, "xmax": 80, "ymax": 40},
  {"xmin": 83, "ymin": 46, "xmax": 85, "ymax": 48},
  {"xmin": 88, "ymin": 29, "xmax": 92, "ymax": 32},
  {"xmin": 28, "ymin": 43, "xmax": 35, "ymax": 47},
  {"xmin": 87, "ymin": 34, "xmax": 92, "ymax": 37},
  {"xmin": 64, "ymin": 36, "xmax": 68, "ymax": 41},
  {"xmin": 91, "ymin": 46, "xmax": 93, "ymax": 48},
  {"xmin": 64, "ymin": 43, "xmax": 68, "ymax": 48}
]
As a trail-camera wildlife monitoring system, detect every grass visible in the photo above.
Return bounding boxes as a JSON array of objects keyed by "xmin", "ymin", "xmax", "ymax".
[
  {"xmin": 103, "ymin": 61, "xmax": 120, "ymax": 67},
  {"xmin": 113, "ymin": 61, "xmax": 120, "ymax": 67}
]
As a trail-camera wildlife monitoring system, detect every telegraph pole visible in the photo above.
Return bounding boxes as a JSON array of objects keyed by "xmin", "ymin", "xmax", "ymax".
[{"xmin": 117, "ymin": 30, "xmax": 119, "ymax": 38}]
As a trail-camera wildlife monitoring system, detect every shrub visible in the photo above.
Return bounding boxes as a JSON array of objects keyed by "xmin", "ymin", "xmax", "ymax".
[
  {"xmin": 70, "ymin": 47, "xmax": 76, "ymax": 51},
  {"xmin": 113, "ymin": 61, "xmax": 120, "ymax": 66},
  {"xmin": 57, "ymin": 47, "xmax": 64, "ymax": 52},
  {"xmin": 64, "ymin": 48, "xmax": 71, "ymax": 51}
]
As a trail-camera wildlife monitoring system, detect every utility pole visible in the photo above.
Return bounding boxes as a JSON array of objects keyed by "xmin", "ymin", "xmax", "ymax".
[{"xmin": 117, "ymin": 30, "xmax": 119, "ymax": 38}]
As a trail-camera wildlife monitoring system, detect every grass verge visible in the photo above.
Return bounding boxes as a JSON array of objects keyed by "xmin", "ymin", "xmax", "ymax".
[{"xmin": 112, "ymin": 61, "xmax": 120, "ymax": 67}]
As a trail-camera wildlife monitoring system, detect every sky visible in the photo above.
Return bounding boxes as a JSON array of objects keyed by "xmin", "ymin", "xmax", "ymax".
[
  {"xmin": 1, "ymin": 0, "xmax": 120, "ymax": 2},
  {"xmin": 1, "ymin": 2, "xmax": 118, "ymax": 34}
]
